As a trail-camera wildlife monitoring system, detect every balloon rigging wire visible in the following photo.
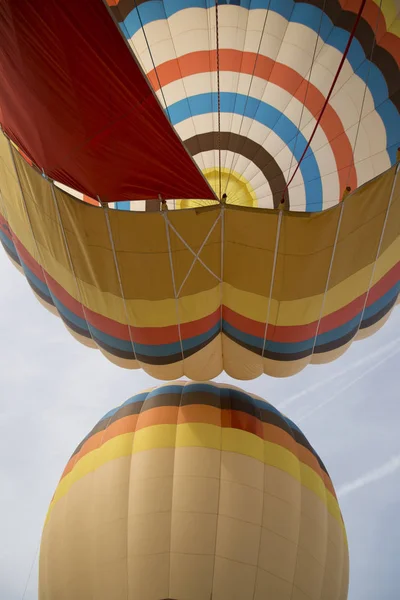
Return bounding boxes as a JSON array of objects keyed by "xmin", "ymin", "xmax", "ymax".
[
  {"xmin": 281, "ymin": 0, "xmax": 367, "ymax": 201},
  {"xmin": 344, "ymin": 0, "xmax": 383, "ymax": 192},
  {"xmin": 309, "ymin": 0, "xmax": 386, "ymax": 359},
  {"xmin": 106, "ymin": 0, "xmax": 217, "ymax": 206},
  {"xmin": 130, "ymin": 0, "xmax": 172, "ymax": 122},
  {"xmin": 21, "ymin": 542, "xmax": 40, "ymax": 599},
  {"xmin": 215, "ymin": 0, "xmax": 222, "ymax": 200},
  {"xmin": 285, "ymin": 0, "xmax": 328, "ymax": 205},
  {"xmin": 100, "ymin": 198, "xmax": 139, "ymax": 362},
  {"xmin": 223, "ymin": 1, "xmax": 273, "ymax": 198}
]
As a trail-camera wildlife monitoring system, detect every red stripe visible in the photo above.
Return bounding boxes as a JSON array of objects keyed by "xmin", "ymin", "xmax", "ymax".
[
  {"xmin": 284, "ymin": 0, "xmax": 366, "ymax": 196},
  {"xmin": 339, "ymin": 0, "xmax": 400, "ymax": 67},
  {"xmin": 4, "ymin": 219, "xmax": 398, "ymax": 345},
  {"xmin": 223, "ymin": 261, "xmax": 399, "ymax": 342},
  {"xmin": 146, "ymin": 49, "xmax": 357, "ymax": 194}
]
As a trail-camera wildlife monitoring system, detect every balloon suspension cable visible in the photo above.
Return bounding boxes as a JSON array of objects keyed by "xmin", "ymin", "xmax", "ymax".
[
  {"xmin": 285, "ymin": 0, "xmax": 327, "ymax": 206},
  {"xmin": 224, "ymin": 0, "xmax": 272, "ymax": 200},
  {"xmin": 281, "ymin": 0, "xmax": 367, "ymax": 202},
  {"xmin": 215, "ymin": 0, "xmax": 222, "ymax": 201},
  {"xmin": 99, "ymin": 197, "xmax": 138, "ymax": 362},
  {"xmin": 129, "ymin": 0, "xmax": 172, "ymax": 122},
  {"xmin": 343, "ymin": 0, "xmax": 383, "ymax": 195},
  {"xmin": 21, "ymin": 542, "xmax": 40, "ymax": 600},
  {"xmin": 356, "ymin": 160, "xmax": 400, "ymax": 335},
  {"xmin": 312, "ymin": 0, "xmax": 386, "ymax": 358}
]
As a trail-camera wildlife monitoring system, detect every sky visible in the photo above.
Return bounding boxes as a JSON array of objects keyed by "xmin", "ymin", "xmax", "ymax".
[{"xmin": 0, "ymin": 247, "xmax": 399, "ymax": 600}]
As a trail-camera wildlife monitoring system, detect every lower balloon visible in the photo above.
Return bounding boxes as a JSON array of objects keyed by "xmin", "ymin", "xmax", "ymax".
[{"xmin": 39, "ymin": 381, "xmax": 349, "ymax": 600}]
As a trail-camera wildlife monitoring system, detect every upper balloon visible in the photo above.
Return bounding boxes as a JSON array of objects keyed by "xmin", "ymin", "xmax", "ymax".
[
  {"xmin": 106, "ymin": 0, "xmax": 400, "ymax": 212},
  {"xmin": 0, "ymin": 0, "xmax": 399, "ymax": 380}
]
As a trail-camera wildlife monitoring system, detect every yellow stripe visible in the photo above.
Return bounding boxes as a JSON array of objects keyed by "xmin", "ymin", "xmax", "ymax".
[
  {"xmin": 377, "ymin": 0, "xmax": 400, "ymax": 35},
  {"xmin": 1, "ymin": 132, "xmax": 398, "ymax": 329},
  {"xmin": 46, "ymin": 423, "xmax": 344, "ymax": 536}
]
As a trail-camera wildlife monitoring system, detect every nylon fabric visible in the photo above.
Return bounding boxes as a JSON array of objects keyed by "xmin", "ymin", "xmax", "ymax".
[
  {"xmin": 0, "ymin": 0, "xmax": 215, "ymax": 201},
  {"xmin": 0, "ymin": 131, "xmax": 398, "ymax": 380}
]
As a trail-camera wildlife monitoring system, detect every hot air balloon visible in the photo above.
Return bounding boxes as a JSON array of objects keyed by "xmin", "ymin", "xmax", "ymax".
[
  {"xmin": 39, "ymin": 381, "xmax": 349, "ymax": 600},
  {"xmin": 0, "ymin": 0, "xmax": 398, "ymax": 380}
]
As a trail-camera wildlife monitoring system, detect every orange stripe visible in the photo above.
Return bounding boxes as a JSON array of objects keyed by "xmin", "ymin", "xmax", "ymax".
[
  {"xmin": 83, "ymin": 194, "xmax": 100, "ymax": 206},
  {"xmin": 61, "ymin": 406, "xmax": 335, "ymax": 497},
  {"xmin": 340, "ymin": 0, "xmax": 400, "ymax": 67},
  {"xmin": 264, "ymin": 423, "xmax": 336, "ymax": 497},
  {"xmin": 147, "ymin": 50, "xmax": 357, "ymax": 194},
  {"xmin": 178, "ymin": 403, "xmax": 222, "ymax": 427}
]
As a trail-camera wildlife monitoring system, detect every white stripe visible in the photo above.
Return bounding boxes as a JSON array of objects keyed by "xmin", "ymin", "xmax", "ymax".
[
  {"xmin": 128, "ymin": 6, "xmax": 392, "ymax": 190},
  {"xmin": 54, "ymin": 181, "xmax": 83, "ymax": 200},
  {"xmin": 174, "ymin": 113, "xmax": 307, "ymax": 207}
]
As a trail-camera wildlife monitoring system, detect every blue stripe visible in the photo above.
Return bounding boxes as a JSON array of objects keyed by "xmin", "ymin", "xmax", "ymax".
[
  {"xmin": 169, "ymin": 92, "xmax": 322, "ymax": 210},
  {"xmin": 99, "ymin": 381, "xmax": 305, "ymax": 432},
  {"xmin": 0, "ymin": 229, "xmax": 18, "ymax": 255},
  {"xmin": 121, "ymin": 0, "xmax": 399, "ymax": 168},
  {"xmin": 7, "ymin": 229, "xmax": 398, "ymax": 359},
  {"xmin": 18, "ymin": 261, "xmax": 92, "ymax": 334},
  {"xmin": 223, "ymin": 282, "xmax": 399, "ymax": 354},
  {"xmin": 114, "ymin": 201, "xmax": 131, "ymax": 211}
]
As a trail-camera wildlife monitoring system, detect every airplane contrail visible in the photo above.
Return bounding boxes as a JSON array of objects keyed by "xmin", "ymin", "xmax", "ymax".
[
  {"xmin": 278, "ymin": 336, "xmax": 400, "ymax": 410},
  {"xmin": 297, "ymin": 345, "xmax": 400, "ymax": 423},
  {"xmin": 337, "ymin": 455, "xmax": 400, "ymax": 498}
]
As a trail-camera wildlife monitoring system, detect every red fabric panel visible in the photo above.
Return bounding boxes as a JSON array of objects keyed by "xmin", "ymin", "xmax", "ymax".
[{"xmin": 0, "ymin": 0, "xmax": 215, "ymax": 202}]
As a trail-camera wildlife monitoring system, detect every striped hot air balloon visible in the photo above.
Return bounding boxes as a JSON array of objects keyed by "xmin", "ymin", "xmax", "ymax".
[
  {"xmin": 39, "ymin": 381, "xmax": 349, "ymax": 600},
  {"xmin": 0, "ymin": 0, "xmax": 398, "ymax": 379}
]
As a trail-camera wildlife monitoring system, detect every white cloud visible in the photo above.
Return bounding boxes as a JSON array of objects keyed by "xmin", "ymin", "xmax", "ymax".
[
  {"xmin": 297, "ymin": 344, "xmax": 400, "ymax": 423},
  {"xmin": 337, "ymin": 455, "xmax": 400, "ymax": 499},
  {"xmin": 278, "ymin": 335, "xmax": 400, "ymax": 411}
]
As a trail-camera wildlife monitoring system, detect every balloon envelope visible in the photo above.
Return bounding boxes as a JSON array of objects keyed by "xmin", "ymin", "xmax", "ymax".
[
  {"xmin": 0, "ymin": 0, "xmax": 399, "ymax": 380},
  {"xmin": 39, "ymin": 381, "xmax": 349, "ymax": 600}
]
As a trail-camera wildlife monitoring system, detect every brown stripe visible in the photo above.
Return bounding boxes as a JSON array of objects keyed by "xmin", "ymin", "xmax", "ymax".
[
  {"xmin": 109, "ymin": 0, "xmax": 399, "ymax": 110},
  {"xmin": 109, "ymin": 0, "xmax": 154, "ymax": 21},
  {"xmin": 62, "ymin": 408, "xmax": 335, "ymax": 495},
  {"xmin": 70, "ymin": 391, "xmax": 329, "ymax": 474},
  {"xmin": 184, "ymin": 132, "xmax": 289, "ymax": 208}
]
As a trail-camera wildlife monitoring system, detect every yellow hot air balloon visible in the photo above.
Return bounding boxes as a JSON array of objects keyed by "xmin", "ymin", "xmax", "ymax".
[
  {"xmin": 39, "ymin": 381, "xmax": 349, "ymax": 600},
  {"xmin": 0, "ymin": 0, "xmax": 399, "ymax": 380}
]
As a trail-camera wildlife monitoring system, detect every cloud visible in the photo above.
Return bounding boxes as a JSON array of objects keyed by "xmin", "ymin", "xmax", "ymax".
[
  {"xmin": 297, "ymin": 344, "xmax": 400, "ymax": 423},
  {"xmin": 278, "ymin": 336, "xmax": 400, "ymax": 411},
  {"xmin": 337, "ymin": 455, "xmax": 400, "ymax": 498}
]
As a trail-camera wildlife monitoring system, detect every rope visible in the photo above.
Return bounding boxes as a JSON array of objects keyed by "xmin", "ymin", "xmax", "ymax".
[
  {"xmin": 176, "ymin": 212, "xmax": 222, "ymax": 297},
  {"xmin": 162, "ymin": 211, "xmax": 185, "ymax": 362},
  {"xmin": 310, "ymin": 200, "xmax": 345, "ymax": 358},
  {"xmin": 285, "ymin": 0, "xmax": 327, "ymax": 202},
  {"xmin": 223, "ymin": 1, "xmax": 272, "ymax": 196},
  {"xmin": 343, "ymin": 0, "xmax": 383, "ymax": 192},
  {"xmin": 261, "ymin": 207, "xmax": 283, "ymax": 359},
  {"xmin": 310, "ymin": 0, "xmax": 383, "ymax": 358},
  {"xmin": 21, "ymin": 543, "xmax": 40, "ymax": 599},
  {"xmin": 219, "ymin": 204, "xmax": 225, "ymax": 335},
  {"xmin": 50, "ymin": 182, "xmax": 98, "ymax": 346},
  {"xmin": 215, "ymin": 0, "xmax": 222, "ymax": 200},
  {"xmin": 108, "ymin": 0, "xmax": 216, "ymax": 204},
  {"xmin": 130, "ymin": 0, "xmax": 171, "ymax": 121},
  {"xmin": 281, "ymin": 0, "xmax": 367, "ymax": 201},
  {"xmin": 356, "ymin": 161, "xmax": 399, "ymax": 334},
  {"xmin": 165, "ymin": 214, "xmax": 222, "ymax": 283},
  {"xmin": 100, "ymin": 199, "xmax": 138, "ymax": 362}
]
